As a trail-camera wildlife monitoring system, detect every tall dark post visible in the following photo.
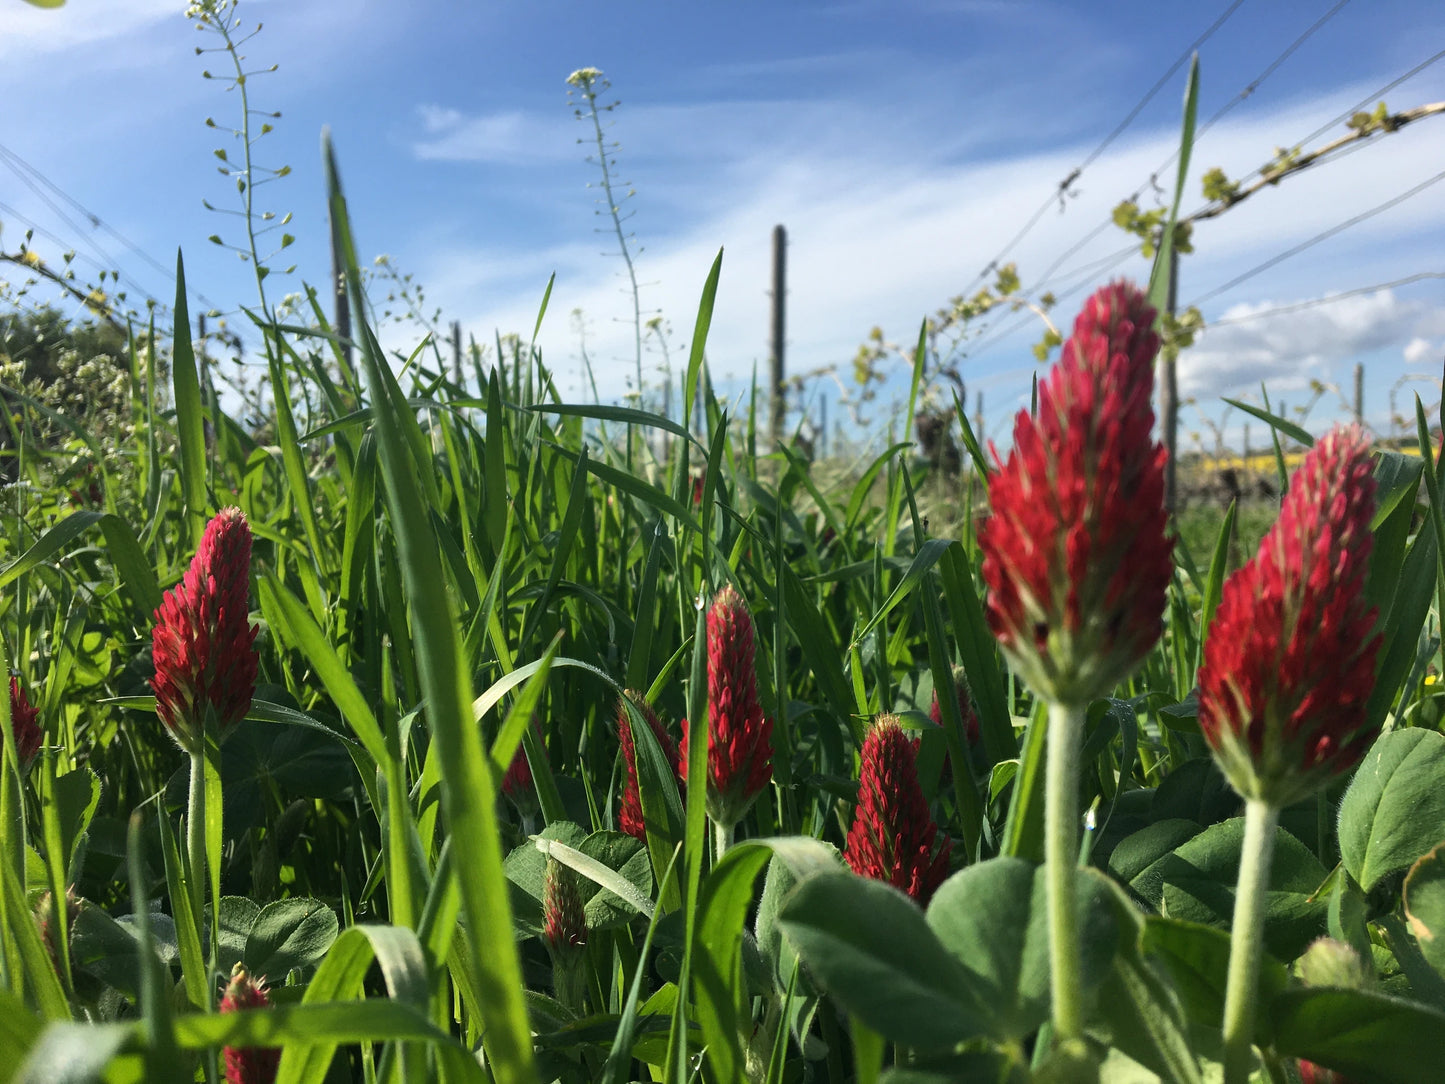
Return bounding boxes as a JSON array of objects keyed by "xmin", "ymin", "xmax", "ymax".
[
  {"xmin": 974, "ymin": 390, "xmax": 985, "ymax": 448},
  {"xmin": 819, "ymin": 393, "xmax": 828, "ymax": 459},
  {"xmin": 1353, "ymin": 363, "xmax": 1364, "ymax": 425},
  {"xmin": 1161, "ymin": 248, "xmax": 1180, "ymax": 514},
  {"xmin": 768, "ymin": 225, "xmax": 787, "ymax": 451},
  {"xmin": 330, "ymin": 204, "xmax": 352, "ymax": 373},
  {"xmin": 451, "ymin": 320, "xmax": 463, "ymax": 389}
]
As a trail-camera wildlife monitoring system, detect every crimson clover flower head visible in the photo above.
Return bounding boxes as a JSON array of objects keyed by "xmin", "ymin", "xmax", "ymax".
[
  {"xmin": 979, "ymin": 281, "xmax": 1172, "ymax": 705},
  {"xmin": 8, "ymin": 676, "xmax": 42, "ymax": 770},
  {"xmin": 679, "ymin": 585, "xmax": 774, "ymax": 830},
  {"xmin": 844, "ymin": 714, "xmax": 952, "ymax": 905},
  {"xmin": 617, "ymin": 690, "xmax": 678, "ymax": 843},
  {"xmin": 151, "ymin": 508, "xmax": 259, "ymax": 754},
  {"xmin": 220, "ymin": 963, "xmax": 280, "ymax": 1084},
  {"xmin": 1199, "ymin": 425, "xmax": 1380, "ymax": 807},
  {"xmin": 542, "ymin": 856, "xmax": 587, "ymax": 955}
]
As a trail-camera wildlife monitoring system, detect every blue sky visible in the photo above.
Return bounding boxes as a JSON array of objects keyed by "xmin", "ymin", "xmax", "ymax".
[{"xmin": 3, "ymin": 0, "xmax": 1444, "ymax": 453}]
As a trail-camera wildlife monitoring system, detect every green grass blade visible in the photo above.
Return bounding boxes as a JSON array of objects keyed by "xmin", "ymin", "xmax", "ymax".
[
  {"xmin": 170, "ymin": 251, "xmax": 208, "ymax": 543},
  {"xmin": 325, "ymin": 130, "xmax": 538, "ymax": 1084},
  {"xmin": 683, "ymin": 250, "xmax": 723, "ymax": 433}
]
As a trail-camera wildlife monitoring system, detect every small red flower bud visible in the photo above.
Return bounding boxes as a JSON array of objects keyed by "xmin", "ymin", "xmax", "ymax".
[
  {"xmin": 8, "ymin": 676, "xmax": 42, "ymax": 770},
  {"xmin": 928, "ymin": 665, "xmax": 980, "ymax": 745},
  {"xmin": 151, "ymin": 508, "xmax": 259, "ymax": 753},
  {"xmin": 220, "ymin": 963, "xmax": 280, "ymax": 1084},
  {"xmin": 501, "ymin": 717, "xmax": 545, "ymax": 813},
  {"xmin": 616, "ymin": 691, "xmax": 679, "ymax": 842},
  {"xmin": 34, "ymin": 886, "xmax": 81, "ymax": 973},
  {"xmin": 844, "ymin": 715, "xmax": 952, "ymax": 905},
  {"xmin": 979, "ymin": 281, "xmax": 1172, "ymax": 705},
  {"xmin": 1199, "ymin": 425, "xmax": 1380, "ymax": 807},
  {"xmin": 542, "ymin": 856, "xmax": 587, "ymax": 954},
  {"xmin": 1298, "ymin": 1062, "xmax": 1353, "ymax": 1084},
  {"xmin": 678, "ymin": 586, "xmax": 773, "ymax": 830}
]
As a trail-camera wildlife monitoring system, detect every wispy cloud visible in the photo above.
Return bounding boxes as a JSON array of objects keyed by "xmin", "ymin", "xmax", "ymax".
[
  {"xmin": 0, "ymin": 0, "xmax": 178, "ymax": 66},
  {"xmin": 1179, "ymin": 289, "xmax": 1445, "ymax": 402},
  {"xmin": 411, "ymin": 70, "xmax": 1445, "ymax": 436}
]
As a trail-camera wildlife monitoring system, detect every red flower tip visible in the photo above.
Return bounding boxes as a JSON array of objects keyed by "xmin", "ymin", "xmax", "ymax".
[
  {"xmin": 151, "ymin": 508, "xmax": 259, "ymax": 754},
  {"xmin": 34, "ymin": 886, "xmax": 80, "ymax": 972},
  {"xmin": 1298, "ymin": 1062, "xmax": 1353, "ymax": 1084},
  {"xmin": 678, "ymin": 585, "xmax": 774, "ymax": 829},
  {"xmin": 542, "ymin": 856, "xmax": 587, "ymax": 955},
  {"xmin": 1199, "ymin": 425, "xmax": 1380, "ymax": 806},
  {"xmin": 617, "ymin": 690, "xmax": 679, "ymax": 842},
  {"xmin": 501, "ymin": 718, "xmax": 543, "ymax": 816},
  {"xmin": 844, "ymin": 715, "xmax": 953, "ymax": 905},
  {"xmin": 8, "ymin": 676, "xmax": 42, "ymax": 769},
  {"xmin": 979, "ymin": 281, "xmax": 1172, "ymax": 705},
  {"xmin": 220, "ymin": 963, "xmax": 280, "ymax": 1084},
  {"xmin": 928, "ymin": 665, "xmax": 980, "ymax": 745}
]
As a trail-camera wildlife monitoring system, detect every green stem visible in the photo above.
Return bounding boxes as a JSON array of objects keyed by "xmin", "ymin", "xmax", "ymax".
[
  {"xmin": 713, "ymin": 818, "xmax": 733, "ymax": 865},
  {"xmin": 186, "ymin": 750, "xmax": 206, "ymax": 943},
  {"xmin": 1222, "ymin": 798, "xmax": 1279, "ymax": 1084},
  {"xmin": 1045, "ymin": 700, "xmax": 1085, "ymax": 1043}
]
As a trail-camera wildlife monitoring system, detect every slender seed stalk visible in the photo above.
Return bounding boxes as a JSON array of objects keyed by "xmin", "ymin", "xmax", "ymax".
[
  {"xmin": 1045, "ymin": 700, "xmax": 1086, "ymax": 1043},
  {"xmin": 1222, "ymin": 799, "xmax": 1279, "ymax": 1084}
]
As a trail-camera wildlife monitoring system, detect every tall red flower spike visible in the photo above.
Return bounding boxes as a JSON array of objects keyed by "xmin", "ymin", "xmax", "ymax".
[
  {"xmin": 979, "ymin": 281, "xmax": 1172, "ymax": 705},
  {"xmin": 617, "ymin": 690, "xmax": 679, "ymax": 842},
  {"xmin": 151, "ymin": 508, "xmax": 259, "ymax": 754},
  {"xmin": 679, "ymin": 585, "xmax": 774, "ymax": 830},
  {"xmin": 8, "ymin": 676, "xmax": 42, "ymax": 769},
  {"xmin": 844, "ymin": 715, "xmax": 952, "ymax": 905},
  {"xmin": 1199, "ymin": 425, "xmax": 1380, "ymax": 807},
  {"xmin": 220, "ymin": 963, "xmax": 280, "ymax": 1084}
]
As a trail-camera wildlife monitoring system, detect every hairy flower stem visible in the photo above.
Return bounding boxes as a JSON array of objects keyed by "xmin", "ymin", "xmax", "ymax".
[
  {"xmin": 187, "ymin": 750, "xmax": 207, "ymax": 949},
  {"xmin": 1222, "ymin": 799, "xmax": 1279, "ymax": 1084},
  {"xmin": 713, "ymin": 819, "xmax": 734, "ymax": 865},
  {"xmin": 1045, "ymin": 701, "xmax": 1085, "ymax": 1044}
]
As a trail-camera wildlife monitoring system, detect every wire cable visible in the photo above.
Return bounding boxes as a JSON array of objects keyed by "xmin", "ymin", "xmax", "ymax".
[
  {"xmin": 1202, "ymin": 271, "xmax": 1445, "ymax": 326},
  {"xmin": 1186, "ymin": 166, "xmax": 1445, "ymax": 307},
  {"xmin": 955, "ymin": 0, "xmax": 1250, "ymax": 292}
]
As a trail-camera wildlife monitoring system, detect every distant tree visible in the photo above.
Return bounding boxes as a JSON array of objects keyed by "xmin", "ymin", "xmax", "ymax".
[{"xmin": 0, "ymin": 305, "xmax": 139, "ymax": 482}]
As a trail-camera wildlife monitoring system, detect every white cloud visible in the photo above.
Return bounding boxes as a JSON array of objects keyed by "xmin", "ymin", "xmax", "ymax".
[
  {"xmin": 1404, "ymin": 336, "xmax": 1437, "ymax": 365},
  {"xmin": 0, "ymin": 0, "xmax": 178, "ymax": 65},
  {"xmin": 414, "ymin": 72, "xmax": 1445, "ymax": 429},
  {"xmin": 1178, "ymin": 290, "xmax": 1445, "ymax": 402}
]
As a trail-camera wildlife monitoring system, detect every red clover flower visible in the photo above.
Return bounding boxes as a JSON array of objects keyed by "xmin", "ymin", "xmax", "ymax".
[
  {"xmin": 616, "ymin": 690, "xmax": 678, "ymax": 842},
  {"xmin": 844, "ymin": 715, "xmax": 952, "ymax": 905},
  {"xmin": 679, "ymin": 585, "xmax": 773, "ymax": 831},
  {"xmin": 1198, "ymin": 425, "xmax": 1380, "ymax": 807},
  {"xmin": 979, "ymin": 281, "xmax": 1172, "ymax": 705},
  {"xmin": 152, "ymin": 508, "xmax": 259, "ymax": 754},
  {"xmin": 8, "ymin": 676, "xmax": 42, "ymax": 770},
  {"xmin": 220, "ymin": 963, "xmax": 280, "ymax": 1084}
]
